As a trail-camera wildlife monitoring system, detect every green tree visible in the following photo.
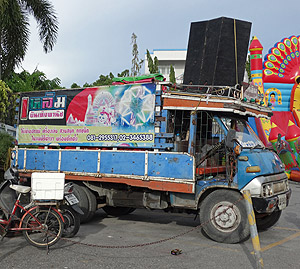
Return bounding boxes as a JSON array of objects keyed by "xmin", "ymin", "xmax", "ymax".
[
  {"xmin": 153, "ymin": 56, "xmax": 159, "ymax": 73},
  {"xmin": 0, "ymin": 80, "xmax": 13, "ymax": 123},
  {"xmin": 146, "ymin": 49, "xmax": 159, "ymax": 74},
  {"xmin": 117, "ymin": 69, "xmax": 130, "ymax": 77},
  {"xmin": 0, "ymin": 131, "xmax": 14, "ymax": 177},
  {"xmin": 5, "ymin": 69, "xmax": 62, "ymax": 92},
  {"xmin": 169, "ymin": 65, "xmax": 176, "ymax": 84},
  {"xmin": 0, "ymin": 0, "xmax": 59, "ymax": 80},
  {"xmin": 131, "ymin": 33, "xmax": 143, "ymax": 77},
  {"xmin": 83, "ymin": 82, "xmax": 92, "ymax": 88},
  {"xmin": 71, "ymin": 83, "xmax": 80, "ymax": 88},
  {"xmin": 245, "ymin": 36, "xmax": 255, "ymax": 83},
  {"xmin": 146, "ymin": 49, "xmax": 154, "ymax": 73},
  {"xmin": 92, "ymin": 72, "xmax": 114, "ymax": 86},
  {"xmin": 245, "ymin": 54, "xmax": 252, "ymax": 82}
]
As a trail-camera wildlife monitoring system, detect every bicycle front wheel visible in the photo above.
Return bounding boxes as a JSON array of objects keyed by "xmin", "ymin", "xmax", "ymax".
[{"xmin": 22, "ymin": 207, "xmax": 64, "ymax": 248}]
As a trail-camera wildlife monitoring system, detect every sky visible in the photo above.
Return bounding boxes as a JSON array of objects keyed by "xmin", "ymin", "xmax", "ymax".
[{"xmin": 18, "ymin": 0, "xmax": 300, "ymax": 88}]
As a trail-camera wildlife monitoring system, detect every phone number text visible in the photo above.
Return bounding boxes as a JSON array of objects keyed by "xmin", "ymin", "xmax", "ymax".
[{"xmin": 86, "ymin": 133, "xmax": 154, "ymax": 142}]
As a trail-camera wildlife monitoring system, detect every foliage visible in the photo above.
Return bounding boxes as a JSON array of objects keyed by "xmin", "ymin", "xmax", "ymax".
[
  {"xmin": 117, "ymin": 69, "xmax": 129, "ymax": 77},
  {"xmin": 83, "ymin": 82, "xmax": 92, "ymax": 88},
  {"xmin": 92, "ymin": 72, "xmax": 115, "ymax": 86},
  {"xmin": 0, "ymin": 0, "xmax": 58, "ymax": 80},
  {"xmin": 71, "ymin": 82, "xmax": 80, "ymax": 88},
  {"xmin": 0, "ymin": 131, "xmax": 14, "ymax": 173},
  {"xmin": 169, "ymin": 65, "xmax": 176, "ymax": 84},
  {"xmin": 5, "ymin": 69, "xmax": 62, "ymax": 93},
  {"xmin": 0, "ymin": 80, "xmax": 13, "ymax": 123},
  {"xmin": 146, "ymin": 49, "xmax": 159, "ymax": 74},
  {"xmin": 131, "ymin": 33, "xmax": 143, "ymax": 77},
  {"xmin": 71, "ymin": 69, "xmax": 130, "ymax": 89},
  {"xmin": 153, "ymin": 56, "xmax": 159, "ymax": 73},
  {"xmin": 245, "ymin": 36, "xmax": 255, "ymax": 83},
  {"xmin": 245, "ymin": 54, "xmax": 252, "ymax": 82},
  {"xmin": 146, "ymin": 50, "xmax": 154, "ymax": 73}
]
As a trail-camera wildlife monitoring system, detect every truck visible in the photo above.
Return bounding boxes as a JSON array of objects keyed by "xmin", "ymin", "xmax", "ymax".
[{"xmin": 11, "ymin": 78, "xmax": 291, "ymax": 243}]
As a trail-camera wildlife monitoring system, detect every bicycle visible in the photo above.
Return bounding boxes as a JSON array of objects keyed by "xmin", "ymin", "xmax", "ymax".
[{"xmin": 0, "ymin": 168, "xmax": 64, "ymax": 248}]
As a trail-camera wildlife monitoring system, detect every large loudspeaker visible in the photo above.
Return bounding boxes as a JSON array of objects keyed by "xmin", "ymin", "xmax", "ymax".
[{"xmin": 183, "ymin": 17, "xmax": 252, "ymax": 87}]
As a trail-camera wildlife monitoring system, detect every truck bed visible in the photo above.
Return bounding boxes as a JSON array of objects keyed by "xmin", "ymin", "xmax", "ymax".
[{"xmin": 14, "ymin": 148, "xmax": 195, "ymax": 193}]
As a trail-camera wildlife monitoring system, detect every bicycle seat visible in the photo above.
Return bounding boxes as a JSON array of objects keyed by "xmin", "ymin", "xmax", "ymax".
[{"xmin": 10, "ymin": 185, "xmax": 31, "ymax": 194}]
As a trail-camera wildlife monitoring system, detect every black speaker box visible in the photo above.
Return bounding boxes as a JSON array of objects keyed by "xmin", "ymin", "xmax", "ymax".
[{"xmin": 183, "ymin": 17, "xmax": 251, "ymax": 87}]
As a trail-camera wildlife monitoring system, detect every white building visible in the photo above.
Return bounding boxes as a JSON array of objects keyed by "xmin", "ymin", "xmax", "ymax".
[
  {"xmin": 0, "ymin": 123, "xmax": 16, "ymax": 138},
  {"xmin": 144, "ymin": 49, "xmax": 186, "ymax": 83}
]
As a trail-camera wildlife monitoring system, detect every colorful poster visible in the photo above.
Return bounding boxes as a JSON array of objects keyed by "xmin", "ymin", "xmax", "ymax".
[{"xmin": 18, "ymin": 83, "xmax": 156, "ymax": 147}]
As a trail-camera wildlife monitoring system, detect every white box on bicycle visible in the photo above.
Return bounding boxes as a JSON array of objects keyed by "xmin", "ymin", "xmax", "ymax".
[{"xmin": 31, "ymin": 173, "xmax": 65, "ymax": 200}]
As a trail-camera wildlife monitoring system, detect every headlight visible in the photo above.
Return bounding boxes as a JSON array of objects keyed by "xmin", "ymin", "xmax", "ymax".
[
  {"xmin": 262, "ymin": 184, "xmax": 273, "ymax": 196},
  {"xmin": 262, "ymin": 179, "xmax": 289, "ymax": 197}
]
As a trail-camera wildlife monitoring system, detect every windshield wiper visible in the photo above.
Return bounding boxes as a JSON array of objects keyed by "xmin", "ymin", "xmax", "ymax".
[{"xmin": 251, "ymin": 144, "xmax": 265, "ymax": 149}]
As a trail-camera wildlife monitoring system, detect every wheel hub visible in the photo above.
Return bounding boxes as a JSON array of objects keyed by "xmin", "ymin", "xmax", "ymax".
[
  {"xmin": 41, "ymin": 223, "xmax": 48, "ymax": 231},
  {"xmin": 210, "ymin": 201, "xmax": 241, "ymax": 232}
]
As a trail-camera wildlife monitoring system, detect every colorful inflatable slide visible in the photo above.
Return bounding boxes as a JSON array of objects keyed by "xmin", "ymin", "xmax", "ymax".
[{"xmin": 249, "ymin": 35, "xmax": 300, "ymax": 181}]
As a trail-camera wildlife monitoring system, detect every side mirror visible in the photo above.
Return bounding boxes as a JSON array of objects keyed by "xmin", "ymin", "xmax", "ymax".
[{"xmin": 225, "ymin": 129, "xmax": 236, "ymax": 148}]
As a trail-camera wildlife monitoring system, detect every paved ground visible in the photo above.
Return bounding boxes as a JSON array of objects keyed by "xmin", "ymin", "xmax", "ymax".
[{"xmin": 1, "ymin": 182, "xmax": 300, "ymax": 269}]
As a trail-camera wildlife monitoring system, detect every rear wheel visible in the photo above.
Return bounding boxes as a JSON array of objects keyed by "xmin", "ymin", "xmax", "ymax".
[
  {"xmin": 72, "ymin": 184, "xmax": 90, "ymax": 223},
  {"xmin": 22, "ymin": 207, "xmax": 63, "ymax": 248},
  {"xmin": 61, "ymin": 205, "xmax": 81, "ymax": 238},
  {"xmin": 103, "ymin": 206, "xmax": 135, "ymax": 217},
  {"xmin": 81, "ymin": 186, "xmax": 97, "ymax": 222},
  {"xmin": 199, "ymin": 190, "xmax": 249, "ymax": 243},
  {"xmin": 256, "ymin": 210, "xmax": 282, "ymax": 231}
]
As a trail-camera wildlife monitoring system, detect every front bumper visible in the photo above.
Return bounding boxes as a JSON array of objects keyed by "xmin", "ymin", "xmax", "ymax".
[{"xmin": 252, "ymin": 188, "xmax": 292, "ymax": 213}]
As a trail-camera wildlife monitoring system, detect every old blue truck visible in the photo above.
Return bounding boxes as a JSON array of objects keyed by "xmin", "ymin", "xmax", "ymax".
[{"xmin": 11, "ymin": 81, "xmax": 291, "ymax": 243}]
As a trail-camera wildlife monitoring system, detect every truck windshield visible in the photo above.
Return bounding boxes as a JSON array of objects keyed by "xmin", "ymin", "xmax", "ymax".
[{"xmin": 221, "ymin": 117, "xmax": 264, "ymax": 149}]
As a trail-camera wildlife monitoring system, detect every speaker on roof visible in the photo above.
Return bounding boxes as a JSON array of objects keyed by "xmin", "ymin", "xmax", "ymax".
[{"xmin": 183, "ymin": 17, "xmax": 252, "ymax": 87}]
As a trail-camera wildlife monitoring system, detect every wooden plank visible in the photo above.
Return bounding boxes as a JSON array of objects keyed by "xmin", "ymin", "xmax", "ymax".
[{"xmin": 196, "ymin": 166, "xmax": 226, "ymax": 175}]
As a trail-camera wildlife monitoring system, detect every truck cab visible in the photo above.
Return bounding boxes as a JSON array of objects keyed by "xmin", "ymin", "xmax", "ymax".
[{"xmin": 12, "ymin": 81, "xmax": 291, "ymax": 243}]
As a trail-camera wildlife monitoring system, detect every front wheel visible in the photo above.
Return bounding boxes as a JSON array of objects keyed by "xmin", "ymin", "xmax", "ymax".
[
  {"xmin": 61, "ymin": 205, "xmax": 81, "ymax": 238},
  {"xmin": 22, "ymin": 207, "xmax": 64, "ymax": 248},
  {"xmin": 256, "ymin": 210, "xmax": 282, "ymax": 231},
  {"xmin": 199, "ymin": 189, "xmax": 249, "ymax": 244}
]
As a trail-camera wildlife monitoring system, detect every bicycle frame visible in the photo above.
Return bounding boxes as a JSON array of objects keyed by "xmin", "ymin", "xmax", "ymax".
[{"xmin": 0, "ymin": 192, "xmax": 64, "ymax": 233}]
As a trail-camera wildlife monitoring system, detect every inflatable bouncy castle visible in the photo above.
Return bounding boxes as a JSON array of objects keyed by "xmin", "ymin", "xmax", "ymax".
[{"xmin": 249, "ymin": 35, "xmax": 300, "ymax": 180}]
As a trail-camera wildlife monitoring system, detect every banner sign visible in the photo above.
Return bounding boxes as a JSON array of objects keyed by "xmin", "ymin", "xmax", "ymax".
[{"xmin": 18, "ymin": 83, "xmax": 156, "ymax": 147}]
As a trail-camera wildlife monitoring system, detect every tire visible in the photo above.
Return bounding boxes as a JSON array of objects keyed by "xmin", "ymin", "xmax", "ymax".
[
  {"xmin": 199, "ymin": 189, "xmax": 249, "ymax": 244},
  {"xmin": 103, "ymin": 206, "xmax": 135, "ymax": 217},
  {"xmin": 61, "ymin": 205, "xmax": 81, "ymax": 238},
  {"xmin": 256, "ymin": 210, "xmax": 282, "ymax": 231},
  {"xmin": 72, "ymin": 184, "xmax": 90, "ymax": 223},
  {"xmin": 81, "ymin": 186, "xmax": 97, "ymax": 222},
  {"xmin": 22, "ymin": 207, "xmax": 63, "ymax": 248}
]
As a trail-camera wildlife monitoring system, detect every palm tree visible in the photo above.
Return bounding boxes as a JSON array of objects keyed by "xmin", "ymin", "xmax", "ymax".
[{"xmin": 0, "ymin": 0, "xmax": 58, "ymax": 80}]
